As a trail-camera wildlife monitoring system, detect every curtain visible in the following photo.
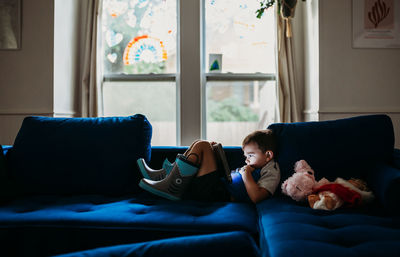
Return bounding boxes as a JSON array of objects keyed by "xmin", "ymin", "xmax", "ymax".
[
  {"xmin": 276, "ymin": 15, "xmax": 300, "ymax": 123},
  {"xmin": 80, "ymin": 0, "xmax": 103, "ymax": 117}
]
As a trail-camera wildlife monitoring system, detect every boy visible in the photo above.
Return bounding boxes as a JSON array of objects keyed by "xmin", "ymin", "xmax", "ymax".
[{"xmin": 138, "ymin": 129, "xmax": 280, "ymax": 203}]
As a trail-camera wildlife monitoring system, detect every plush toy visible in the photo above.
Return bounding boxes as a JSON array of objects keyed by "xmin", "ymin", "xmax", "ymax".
[
  {"xmin": 308, "ymin": 178, "xmax": 375, "ymax": 211},
  {"xmin": 281, "ymin": 160, "xmax": 329, "ymax": 201},
  {"xmin": 281, "ymin": 160, "xmax": 375, "ymax": 210}
]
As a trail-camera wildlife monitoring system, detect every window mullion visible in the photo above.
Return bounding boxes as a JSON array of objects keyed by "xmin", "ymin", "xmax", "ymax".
[{"xmin": 179, "ymin": 0, "xmax": 202, "ymax": 145}]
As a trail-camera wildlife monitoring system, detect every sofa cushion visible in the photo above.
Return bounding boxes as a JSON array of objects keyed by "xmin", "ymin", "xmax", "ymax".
[
  {"xmin": 0, "ymin": 194, "xmax": 258, "ymax": 257},
  {"xmin": 7, "ymin": 114, "xmax": 152, "ymax": 196},
  {"xmin": 257, "ymin": 197, "xmax": 400, "ymax": 257},
  {"xmin": 53, "ymin": 231, "xmax": 260, "ymax": 257},
  {"xmin": 268, "ymin": 115, "xmax": 395, "ymax": 183}
]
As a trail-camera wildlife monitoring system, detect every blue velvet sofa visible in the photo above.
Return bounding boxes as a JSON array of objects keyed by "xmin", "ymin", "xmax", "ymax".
[{"xmin": 0, "ymin": 114, "xmax": 399, "ymax": 257}]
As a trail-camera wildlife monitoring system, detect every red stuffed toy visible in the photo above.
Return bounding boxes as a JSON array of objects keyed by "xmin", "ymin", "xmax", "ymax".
[{"xmin": 308, "ymin": 178, "xmax": 375, "ymax": 210}]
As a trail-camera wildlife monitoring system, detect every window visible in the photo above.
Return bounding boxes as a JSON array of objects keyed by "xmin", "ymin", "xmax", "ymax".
[{"xmin": 101, "ymin": 0, "xmax": 276, "ymax": 146}]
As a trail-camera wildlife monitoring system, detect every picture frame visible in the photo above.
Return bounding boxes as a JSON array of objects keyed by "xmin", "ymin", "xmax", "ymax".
[
  {"xmin": 0, "ymin": 0, "xmax": 22, "ymax": 50},
  {"xmin": 352, "ymin": 0, "xmax": 400, "ymax": 48}
]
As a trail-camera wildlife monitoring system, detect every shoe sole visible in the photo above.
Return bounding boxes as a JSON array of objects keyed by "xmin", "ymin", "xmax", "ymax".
[
  {"xmin": 213, "ymin": 143, "xmax": 232, "ymax": 184},
  {"xmin": 139, "ymin": 180, "xmax": 180, "ymax": 201}
]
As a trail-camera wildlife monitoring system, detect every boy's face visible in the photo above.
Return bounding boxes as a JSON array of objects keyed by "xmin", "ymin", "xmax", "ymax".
[{"xmin": 243, "ymin": 142, "xmax": 272, "ymax": 168}]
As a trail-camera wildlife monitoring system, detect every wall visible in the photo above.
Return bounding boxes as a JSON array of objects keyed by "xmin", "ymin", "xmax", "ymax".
[
  {"xmin": 304, "ymin": 0, "xmax": 400, "ymax": 148},
  {"xmin": 0, "ymin": 0, "xmax": 80, "ymax": 144},
  {"xmin": 0, "ymin": 0, "xmax": 54, "ymax": 144}
]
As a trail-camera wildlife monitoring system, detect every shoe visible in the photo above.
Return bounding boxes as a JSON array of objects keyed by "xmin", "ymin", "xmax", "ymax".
[
  {"xmin": 212, "ymin": 143, "xmax": 232, "ymax": 184},
  {"xmin": 139, "ymin": 154, "xmax": 199, "ymax": 201},
  {"xmin": 162, "ymin": 158, "xmax": 174, "ymax": 174},
  {"xmin": 137, "ymin": 158, "xmax": 168, "ymax": 181}
]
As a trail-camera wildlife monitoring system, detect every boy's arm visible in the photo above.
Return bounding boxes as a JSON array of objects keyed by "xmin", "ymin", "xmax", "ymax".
[{"xmin": 240, "ymin": 165, "xmax": 271, "ymax": 203}]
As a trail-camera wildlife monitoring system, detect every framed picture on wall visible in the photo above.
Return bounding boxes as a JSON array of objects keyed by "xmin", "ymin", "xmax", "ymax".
[
  {"xmin": 352, "ymin": 0, "xmax": 400, "ymax": 48},
  {"xmin": 0, "ymin": 0, "xmax": 22, "ymax": 50}
]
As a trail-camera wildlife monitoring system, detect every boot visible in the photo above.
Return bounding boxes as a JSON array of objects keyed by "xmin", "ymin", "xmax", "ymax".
[
  {"xmin": 162, "ymin": 158, "xmax": 174, "ymax": 174},
  {"xmin": 137, "ymin": 141, "xmax": 200, "ymax": 181},
  {"xmin": 137, "ymin": 158, "xmax": 168, "ymax": 181},
  {"xmin": 139, "ymin": 154, "xmax": 199, "ymax": 201}
]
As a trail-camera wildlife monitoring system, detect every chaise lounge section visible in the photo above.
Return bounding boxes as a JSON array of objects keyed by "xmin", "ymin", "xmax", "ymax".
[{"xmin": 0, "ymin": 114, "xmax": 399, "ymax": 257}]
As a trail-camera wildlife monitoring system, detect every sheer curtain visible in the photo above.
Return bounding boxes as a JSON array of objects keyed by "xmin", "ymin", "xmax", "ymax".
[
  {"xmin": 275, "ymin": 3, "xmax": 301, "ymax": 123},
  {"xmin": 80, "ymin": 0, "xmax": 103, "ymax": 117}
]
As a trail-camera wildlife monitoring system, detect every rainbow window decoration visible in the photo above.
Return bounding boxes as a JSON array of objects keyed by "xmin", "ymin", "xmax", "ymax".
[{"xmin": 123, "ymin": 35, "xmax": 167, "ymax": 65}]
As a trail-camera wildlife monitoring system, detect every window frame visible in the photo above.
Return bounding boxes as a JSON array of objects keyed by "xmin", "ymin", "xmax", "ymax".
[{"xmin": 102, "ymin": 0, "xmax": 277, "ymax": 146}]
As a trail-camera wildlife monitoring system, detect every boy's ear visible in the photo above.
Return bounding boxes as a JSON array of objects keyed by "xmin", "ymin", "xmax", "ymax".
[{"xmin": 265, "ymin": 150, "xmax": 274, "ymax": 159}]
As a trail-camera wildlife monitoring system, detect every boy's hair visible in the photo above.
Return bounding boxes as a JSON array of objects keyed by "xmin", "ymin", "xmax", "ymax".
[{"xmin": 242, "ymin": 129, "xmax": 277, "ymax": 154}]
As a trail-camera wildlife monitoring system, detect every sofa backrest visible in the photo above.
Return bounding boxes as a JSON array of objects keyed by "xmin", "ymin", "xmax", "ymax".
[
  {"xmin": 7, "ymin": 114, "xmax": 152, "ymax": 196},
  {"xmin": 268, "ymin": 115, "xmax": 394, "ymax": 183}
]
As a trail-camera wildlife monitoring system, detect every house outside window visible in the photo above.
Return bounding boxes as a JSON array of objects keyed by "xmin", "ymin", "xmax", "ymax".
[{"xmin": 101, "ymin": 0, "xmax": 276, "ymax": 146}]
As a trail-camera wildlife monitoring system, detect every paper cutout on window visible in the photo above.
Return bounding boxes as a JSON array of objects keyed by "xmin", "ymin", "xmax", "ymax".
[
  {"xmin": 106, "ymin": 1, "xmax": 128, "ymax": 18},
  {"xmin": 106, "ymin": 30, "xmax": 123, "ymax": 47},
  {"xmin": 210, "ymin": 60, "xmax": 220, "ymax": 71},
  {"xmin": 125, "ymin": 9, "xmax": 137, "ymax": 28},
  {"xmin": 107, "ymin": 53, "xmax": 118, "ymax": 63},
  {"xmin": 123, "ymin": 35, "xmax": 167, "ymax": 64},
  {"xmin": 130, "ymin": 0, "xmax": 149, "ymax": 9}
]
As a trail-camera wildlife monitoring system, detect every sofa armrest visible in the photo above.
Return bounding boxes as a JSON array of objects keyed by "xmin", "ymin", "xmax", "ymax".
[
  {"xmin": 393, "ymin": 148, "xmax": 400, "ymax": 169},
  {"xmin": 366, "ymin": 163, "xmax": 400, "ymax": 214}
]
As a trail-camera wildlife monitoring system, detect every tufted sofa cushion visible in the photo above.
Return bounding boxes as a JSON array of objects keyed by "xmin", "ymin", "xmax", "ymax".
[
  {"xmin": 7, "ymin": 115, "xmax": 152, "ymax": 196},
  {"xmin": 0, "ymin": 194, "xmax": 258, "ymax": 257},
  {"xmin": 268, "ymin": 115, "xmax": 395, "ymax": 183},
  {"xmin": 53, "ymin": 231, "xmax": 260, "ymax": 257},
  {"xmin": 257, "ymin": 197, "xmax": 400, "ymax": 257}
]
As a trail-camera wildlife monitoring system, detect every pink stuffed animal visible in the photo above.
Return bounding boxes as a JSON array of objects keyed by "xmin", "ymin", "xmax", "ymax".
[{"xmin": 281, "ymin": 160, "xmax": 329, "ymax": 201}]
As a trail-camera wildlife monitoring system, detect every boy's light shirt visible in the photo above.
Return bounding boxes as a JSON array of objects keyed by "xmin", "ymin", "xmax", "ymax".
[{"xmin": 257, "ymin": 159, "xmax": 281, "ymax": 195}]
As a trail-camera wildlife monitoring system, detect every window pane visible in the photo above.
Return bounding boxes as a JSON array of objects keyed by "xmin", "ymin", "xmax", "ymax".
[
  {"xmin": 103, "ymin": 81, "xmax": 176, "ymax": 146},
  {"xmin": 205, "ymin": 0, "xmax": 275, "ymax": 73},
  {"xmin": 206, "ymin": 81, "xmax": 277, "ymax": 146},
  {"xmin": 102, "ymin": 0, "xmax": 177, "ymax": 75}
]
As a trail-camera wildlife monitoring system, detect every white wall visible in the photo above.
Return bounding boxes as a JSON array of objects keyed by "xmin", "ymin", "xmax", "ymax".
[
  {"xmin": 0, "ymin": 0, "xmax": 80, "ymax": 144},
  {"xmin": 304, "ymin": 0, "xmax": 400, "ymax": 148},
  {"xmin": 0, "ymin": 0, "xmax": 54, "ymax": 144}
]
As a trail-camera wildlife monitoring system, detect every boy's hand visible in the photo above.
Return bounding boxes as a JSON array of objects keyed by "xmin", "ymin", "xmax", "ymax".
[
  {"xmin": 240, "ymin": 165, "xmax": 269, "ymax": 204},
  {"xmin": 239, "ymin": 165, "xmax": 255, "ymax": 176}
]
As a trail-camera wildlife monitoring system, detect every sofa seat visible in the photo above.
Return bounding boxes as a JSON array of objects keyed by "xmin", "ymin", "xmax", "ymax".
[
  {"xmin": 0, "ymin": 194, "xmax": 258, "ymax": 257},
  {"xmin": 257, "ymin": 196, "xmax": 400, "ymax": 257},
  {"xmin": 53, "ymin": 231, "xmax": 260, "ymax": 257}
]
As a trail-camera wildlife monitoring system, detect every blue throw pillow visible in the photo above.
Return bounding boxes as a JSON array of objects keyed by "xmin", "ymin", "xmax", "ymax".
[{"xmin": 8, "ymin": 114, "xmax": 152, "ymax": 196}]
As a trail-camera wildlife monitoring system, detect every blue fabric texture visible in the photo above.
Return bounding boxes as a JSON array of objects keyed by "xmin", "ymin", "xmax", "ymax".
[
  {"xmin": 0, "ymin": 145, "xmax": 16, "ymax": 200},
  {"xmin": 1, "ymin": 114, "xmax": 399, "ymax": 257},
  {"xmin": 53, "ymin": 231, "xmax": 260, "ymax": 257},
  {"xmin": 0, "ymin": 194, "xmax": 258, "ymax": 257},
  {"xmin": 393, "ymin": 148, "xmax": 400, "ymax": 169},
  {"xmin": 367, "ymin": 164, "xmax": 400, "ymax": 214},
  {"xmin": 7, "ymin": 114, "xmax": 152, "ymax": 196},
  {"xmin": 268, "ymin": 114, "xmax": 395, "ymax": 185},
  {"xmin": 257, "ymin": 196, "xmax": 400, "ymax": 257}
]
